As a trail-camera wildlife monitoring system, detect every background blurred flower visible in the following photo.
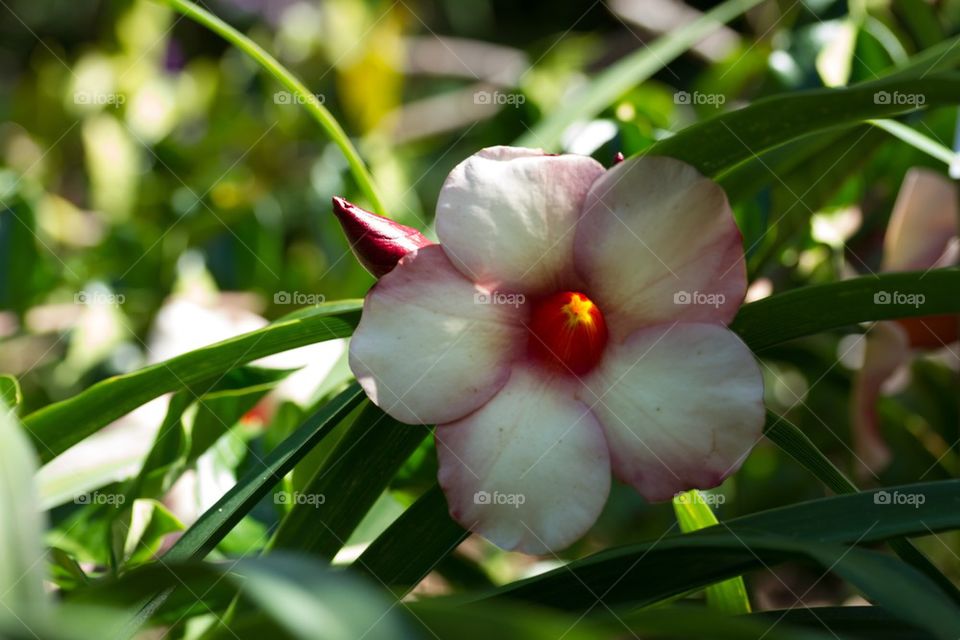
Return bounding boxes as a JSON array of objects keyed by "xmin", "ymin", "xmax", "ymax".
[{"xmin": 852, "ymin": 168, "xmax": 959, "ymax": 476}]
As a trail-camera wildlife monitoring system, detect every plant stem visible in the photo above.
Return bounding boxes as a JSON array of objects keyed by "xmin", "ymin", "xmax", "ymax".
[{"xmin": 155, "ymin": 0, "xmax": 387, "ymax": 214}]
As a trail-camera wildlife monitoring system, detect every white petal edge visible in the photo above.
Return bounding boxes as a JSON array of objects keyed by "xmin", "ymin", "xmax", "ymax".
[
  {"xmin": 579, "ymin": 322, "xmax": 764, "ymax": 502},
  {"xmin": 883, "ymin": 168, "xmax": 959, "ymax": 272},
  {"xmin": 436, "ymin": 146, "xmax": 606, "ymax": 294},
  {"xmin": 349, "ymin": 245, "xmax": 526, "ymax": 425},
  {"xmin": 436, "ymin": 365, "xmax": 611, "ymax": 554}
]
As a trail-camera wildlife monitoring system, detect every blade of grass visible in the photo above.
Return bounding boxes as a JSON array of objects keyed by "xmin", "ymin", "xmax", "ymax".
[
  {"xmin": 515, "ymin": 0, "xmax": 767, "ymax": 149},
  {"xmin": 869, "ymin": 118, "xmax": 960, "ymax": 165},
  {"xmin": 154, "ymin": 0, "xmax": 386, "ymax": 214}
]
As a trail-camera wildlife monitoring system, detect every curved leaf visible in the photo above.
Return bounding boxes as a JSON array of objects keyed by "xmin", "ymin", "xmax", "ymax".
[
  {"xmin": 356, "ymin": 484, "xmax": 468, "ymax": 593},
  {"xmin": 515, "ymin": 0, "xmax": 767, "ymax": 149},
  {"xmin": 23, "ymin": 301, "xmax": 361, "ymax": 463},
  {"xmin": 645, "ymin": 74, "xmax": 960, "ymax": 177},
  {"xmin": 156, "ymin": 0, "xmax": 386, "ymax": 213},
  {"xmin": 482, "ymin": 480, "xmax": 960, "ymax": 615},
  {"xmin": 164, "ymin": 382, "xmax": 365, "ymax": 563},
  {"xmin": 270, "ymin": 403, "xmax": 429, "ymax": 559},
  {"xmin": 732, "ymin": 269, "xmax": 960, "ymax": 351}
]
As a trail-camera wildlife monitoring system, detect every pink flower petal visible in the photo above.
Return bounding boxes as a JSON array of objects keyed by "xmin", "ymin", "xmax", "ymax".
[
  {"xmin": 579, "ymin": 323, "xmax": 764, "ymax": 501},
  {"xmin": 349, "ymin": 245, "xmax": 526, "ymax": 425},
  {"xmin": 436, "ymin": 365, "xmax": 611, "ymax": 553},
  {"xmin": 436, "ymin": 146, "xmax": 605, "ymax": 295},
  {"xmin": 851, "ymin": 322, "xmax": 910, "ymax": 477},
  {"xmin": 883, "ymin": 168, "xmax": 958, "ymax": 272},
  {"xmin": 574, "ymin": 156, "xmax": 746, "ymax": 340}
]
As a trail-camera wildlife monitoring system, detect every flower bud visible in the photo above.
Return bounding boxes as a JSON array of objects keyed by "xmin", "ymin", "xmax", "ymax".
[{"xmin": 332, "ymin": 197, "xmax": 433, "ymax": 278}]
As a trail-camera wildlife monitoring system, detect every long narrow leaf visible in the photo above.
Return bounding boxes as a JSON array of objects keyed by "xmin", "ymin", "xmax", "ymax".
[
  {"xmin": 732, "ymin": 269, "xmax": 960, "ymax": 351},
  {"xmin": 516, "ymin": 0, "xmax": 767, "ymax": 149},
  {"xmin": 23, "ymin": 301, "xmax": 361, "ymax": 463},
  {"xmin": 646, "ymin": 74, "xmax": 960, "ymax": 177},
  {"xmin": 155, "ymin": 0, "xmax": 386, "ymax": 213}
]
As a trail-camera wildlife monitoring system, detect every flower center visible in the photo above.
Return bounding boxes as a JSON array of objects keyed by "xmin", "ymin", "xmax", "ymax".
[{"xmin": 528, "ymin": 291, "xmax": 608, "ymax": 375}]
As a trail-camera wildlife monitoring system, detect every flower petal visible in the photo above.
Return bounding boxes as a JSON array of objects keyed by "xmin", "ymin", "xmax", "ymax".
[
  {"xmin": 436, "ymin": 146, "xmax": 606, "ymax": 294},
  {"xmin": 436, "ymin": 365, "xmax": 611, "ymax": 553},
  {"xmin": 349, "ymin": 245, "xmax": 525, "ymax": 425},
  {"xmin": 851, "ymin": 321, "xmax": 910, "ymax": 477},
  {"xmin": 580, "ymin": 323, "xmax": 764, "ymax": 501},
  {"xmin": 883, "ymin": 168, "xmax": 958, "ymax": 272},
  {"xmin": 574, "ymin": 156, "xmax": 746, "ymax": 338}
]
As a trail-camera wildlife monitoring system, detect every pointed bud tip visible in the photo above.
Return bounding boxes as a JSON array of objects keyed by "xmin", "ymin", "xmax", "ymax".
[
  {"xmin": 613, "ymin": 152, "xmax": 625, "ymax": 165},
  {"xmin": 331, "ymin": 197, "xmax": 433, "ymax": 279}
]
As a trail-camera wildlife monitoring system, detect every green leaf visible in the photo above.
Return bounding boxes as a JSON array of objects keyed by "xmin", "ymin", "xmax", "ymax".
[
  {"xmin": 111, "ymin": 499, "xmax": 184, "ymax": 570},
  {"xmin": 718, "ymin": 124, "xmax": 882, "ymax": 205},
  {"xmin": 732, "ymin": 269, "xmax": 960, "ymax": 351},
  {"xmin": 672, "ymin": 490, "xmax": 751, "ymax": 614},
  {"xmin": 481, "ymin": 480, "xmax": 960, "ymax": 616},
  {"xmin": 496, "ymin": 535, "xmax": 960, "ymax": 639},
  {"xmin": 355, "ymin": 484, "xmax": 467, "ymax": 593},
  {"xmin": 516, "ymin": 0, "xmax": 767, "ymax": 150},
  {"xmin": 0, "ymin": 398, "xmax": 50, "ymax": 621},
  {"xmin": 645, "ymin": 74, "xmax": 960, "ymax": 177},
  {"xmin": 0, "ymin": 375, "xmax": 21, "ymax": 409},
  {"xmin": 270, "ymin": 403, "xmax": 429, "ymax": 559},
  {"xmin": 23, "ymin": 300, "xmax": 361, "ymax": 463},
  {"xmin": 763, "ymin": 412, "xmax": 960, "ymax": 604},
  {"xmin": 870, "ymin": 117, "xmax": 960, "ymax": 165},
  {"xmin": 125, "ymin": 366, "xmax": 289, "ymax": 509},
  {"xmin": 227, "ymin": 555, "xmax": 409, "ymax": 640},
  {"xmin": 155, "ymin": 0, "xmax": 386, "ymax": 213},
  {"xmin": 753, "ymin": 605, "xmax": 934, "ymax": 639},
  {"xmin": 409, "ymin": 600, "xmax": 836, "ymax": 640},
  {"xmin": 164, "ymin": 382, "xmax": 365, "ymax": 563},
  {"xmin": 111, "ymin": 383, "xmax": 364, "ymax": 638}
]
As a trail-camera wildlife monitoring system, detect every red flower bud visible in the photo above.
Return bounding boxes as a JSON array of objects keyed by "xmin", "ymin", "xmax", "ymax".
[
  {"xmin": 612, "ymin": 151, "xmax": 625, "ymax": 165},
  {"xmin": 332, "ymin": 196, "xmax": 433, "ymax": 278}
]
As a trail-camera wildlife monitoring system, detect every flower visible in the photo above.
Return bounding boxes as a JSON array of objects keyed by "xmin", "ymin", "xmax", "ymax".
[
  {"xmin": 341, "ymin": 146, "xmax": 765, "ymax": 553},
  {"xmin": 852, "ymin": 168, "xmax": 959, "ymax": 476}
]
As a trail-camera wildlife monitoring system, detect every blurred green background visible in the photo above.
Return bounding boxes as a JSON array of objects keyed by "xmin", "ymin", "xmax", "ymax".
[{"xmin": 1, "ymin": 0, "xmax": 958, "ymax": 608}]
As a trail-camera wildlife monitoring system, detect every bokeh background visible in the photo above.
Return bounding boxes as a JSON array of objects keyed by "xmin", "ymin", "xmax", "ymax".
[{"xmin": 1, "ymin": 0, "xmax": 958, "ymax": 608}]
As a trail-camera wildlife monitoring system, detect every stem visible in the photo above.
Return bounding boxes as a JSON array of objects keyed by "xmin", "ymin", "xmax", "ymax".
[{"xmin": 156, "ymin": 0, "xmax": 387, "ymax": 214}]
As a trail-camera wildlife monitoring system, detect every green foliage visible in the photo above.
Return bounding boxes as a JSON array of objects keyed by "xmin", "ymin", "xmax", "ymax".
[{"xmin": 2, "ymin": 0, "xmax": 960, "ymax": 637}]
